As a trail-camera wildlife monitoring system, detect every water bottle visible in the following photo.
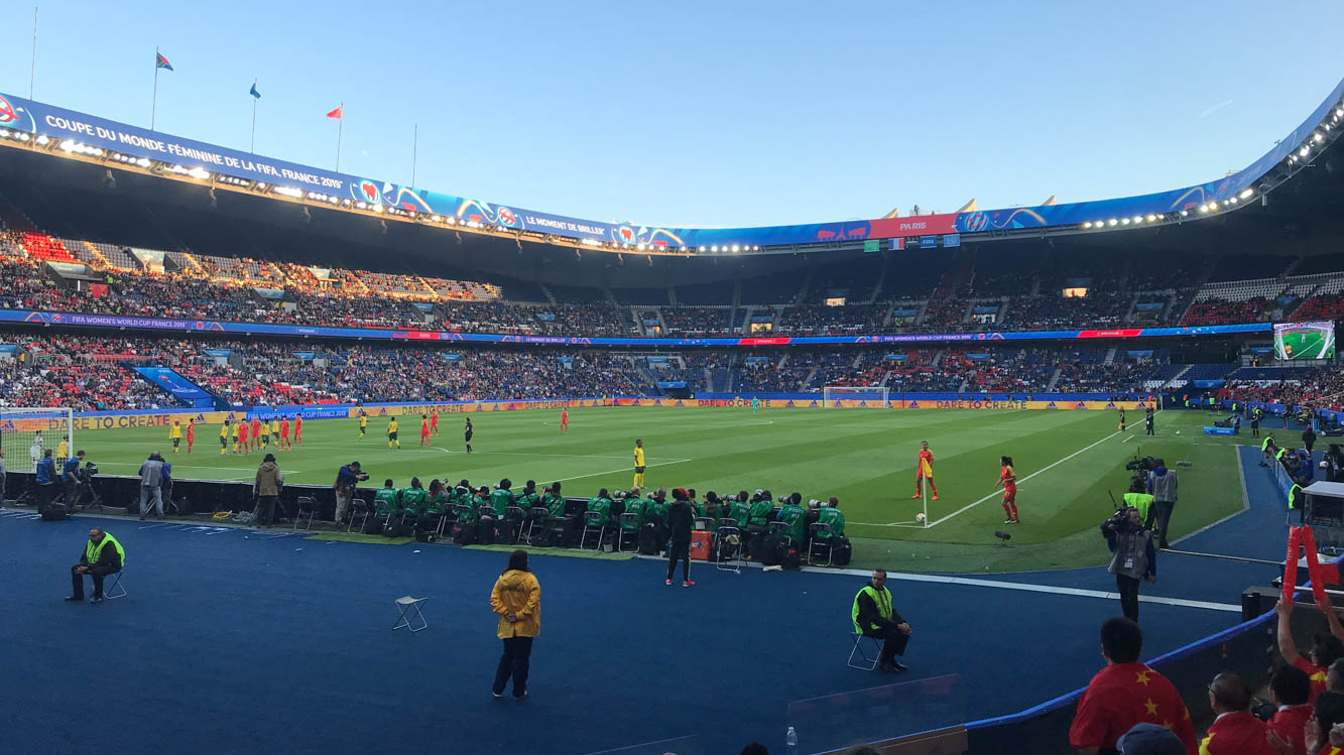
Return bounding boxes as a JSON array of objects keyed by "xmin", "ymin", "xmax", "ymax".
[{"xmin": 785, "ymin": 725, "xmax": 798, "ymax": 752}]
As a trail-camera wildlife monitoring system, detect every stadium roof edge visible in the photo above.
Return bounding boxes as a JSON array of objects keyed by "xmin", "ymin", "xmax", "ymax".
[{"xmin": 0, "ymin": 76, "xmax": 1341, "ymax": 254}]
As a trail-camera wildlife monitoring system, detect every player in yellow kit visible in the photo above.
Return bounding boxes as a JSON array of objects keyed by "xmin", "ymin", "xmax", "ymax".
[
  {"xmin": 233, "ymin": 419, "xmax": 243, "ymax": 454},
  {"xmin": 387, "ymin": 417, "xmax": 400, "ymax": 449},
  {"xmin": 169, "ymin": 420, "xmax": 183, "ymax": 454},
  {"xmin": 219, "ymin": 419, "xmax": 231, "ymax": 455},
  {"xmin": 633, "ymin": 438, "xmax": 646, "ymax": 488},
  {"xmin": 57, "ymin": 435, "xmax": 69, "ymax": 462},
  {"xmin": 358, "ymin": 412, "xmax": 369, "ymax": 438}
]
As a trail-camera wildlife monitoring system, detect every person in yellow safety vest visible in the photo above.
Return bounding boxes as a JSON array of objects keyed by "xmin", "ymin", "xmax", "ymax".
[
  {"xmin": 1122, "ymin": 478, "xmax": 1155, "ymax": 527},
  {"xmin": 1261, "ymin": 436, "xmax": 1277, "ymax": 467},
  {"xmin": 851, "ymin": 569, "xmax": 912, "ymax": 673},
  {"xmin": 68, "ymin": 527, "xmax": 124, "ymax": 603}
]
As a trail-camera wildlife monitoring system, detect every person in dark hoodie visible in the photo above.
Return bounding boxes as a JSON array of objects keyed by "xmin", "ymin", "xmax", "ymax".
[
  {"xmin": 665, "ymin": 487, "xmax": 696, "ymax": 588},
  {"xmin": 1147, "ymin": 459, "xmax": 1178, "ymax": 549},
  {"xmin": 253, "ymin": 453, "xmax": 284, "ymax": 526}
]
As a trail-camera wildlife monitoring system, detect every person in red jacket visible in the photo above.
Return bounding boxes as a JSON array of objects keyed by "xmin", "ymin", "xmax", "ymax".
[
  {"xmin": 1069, "ymin": 617, "xmax": 1196, "ymax": 755},
  {"xmin": 1267, "ymin": 665, "xmax": 1313, "ymax": 755},
  {"xmin": 1277, "ymin": 598, "xmax": 1344, "ymax": 703},
  {"xmin": 294, "ymin": 415, "xmax": 303, "ymax": 445},
  {"xmin": 1199, "ymin": 672, "xmax": 1277, "ymax": 754},
  {"xmin": 279, "ymin": 416, "xmax": 291, "ymax": 450}
]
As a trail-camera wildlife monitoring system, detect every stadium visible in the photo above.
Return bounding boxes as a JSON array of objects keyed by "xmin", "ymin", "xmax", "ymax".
[{"xmin": 2, "ymin": 13, "xmax": 1344, "ymax": 755}]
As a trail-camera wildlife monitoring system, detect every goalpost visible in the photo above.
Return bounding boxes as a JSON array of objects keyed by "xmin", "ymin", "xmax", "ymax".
[
  {"xmin": 822, "ymin": 386, "xmax": 890, "ymax": 409},
  {"xmin": 0, "ymin": 407, "xmax": 75, "ymax": 476}
]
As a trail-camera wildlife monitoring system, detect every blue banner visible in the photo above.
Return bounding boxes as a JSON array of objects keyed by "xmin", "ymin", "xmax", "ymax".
[
  {"xmin": 131, "ymin": 367, "xmax": 216, "ymax": 408},
  {"xmin": 0, "ymin": 308, "xmax": 1274, "ymax": 347}
]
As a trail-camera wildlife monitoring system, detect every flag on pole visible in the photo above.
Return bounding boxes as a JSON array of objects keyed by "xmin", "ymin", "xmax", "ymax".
[
  {"xmin": 326, "ymin": 104, "xmax": 343, "ymax": 119},
  {"xmin": 249, "ymin": 81, "xmax": 261, "ymax": 99},
  {"xmin": 155, "ymin": 51, "xmax": 173, "ymax": 71}
]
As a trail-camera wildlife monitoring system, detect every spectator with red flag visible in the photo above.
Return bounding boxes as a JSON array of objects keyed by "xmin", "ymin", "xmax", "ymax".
[
  {"xmin": 1068, "ymin": 617, "xmax": 1196, "ymax": 755},
  {"xmin": 1276, "ymin": 598, "xmax": 1344, "ymax": 703}
]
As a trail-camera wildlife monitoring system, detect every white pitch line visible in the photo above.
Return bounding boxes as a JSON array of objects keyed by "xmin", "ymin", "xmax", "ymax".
[
  {"xmin": 430, "ymin": 447, "xmax": 631, "ymax": 461},
  {"xmin": 552, "ymin": 458, "xmax": 695, "ymax": 484},
  {"xmin": 924, "ymin": 430, "xmax": 1122, "ymax": 528},
  {"xmin": 811, "ymin": 566, "xmax": 1241, "ymax": 612}
]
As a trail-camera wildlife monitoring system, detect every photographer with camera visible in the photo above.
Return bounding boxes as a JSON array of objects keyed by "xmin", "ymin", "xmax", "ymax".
[{"xmin": 1101, "ymin": 504, "xmax": 1157, "ymax": 623}]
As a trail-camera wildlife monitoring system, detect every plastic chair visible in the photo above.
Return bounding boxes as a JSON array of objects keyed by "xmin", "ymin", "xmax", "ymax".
[
  {"xmin": 848, "ymin": 633, "xmax": 882, "ymax": 671},
  {"xmin": 808, "ymin": 523, "xmax": 834, "ymax": 567},
  {"xmin": 504, "ymin": 506, "xmax": 527, "ymax": 544},
  {"xmin": 616, "ymin": 513, "xmax": 640, "ymax": 552},
  {"xmin": 292, "ymin": 496, "xmax": 318, "ymax": 530},
  {"xmin": 393, "ymin": 596, "xmax": 430, "ymax": 633},
  {"xmin": 346, "ymin": 498, "xmax": 369, "ymax": 533},
  {"xmin": 579, "ymin": 511, "xmax": 607, "ymax": 551},
  {"xmin": 523, "ymin": 507, "xmax": 550, "ymax": 545},
  {"xmin": 713, "ymin": 526, "xmax": 743, "ymax": 573}
]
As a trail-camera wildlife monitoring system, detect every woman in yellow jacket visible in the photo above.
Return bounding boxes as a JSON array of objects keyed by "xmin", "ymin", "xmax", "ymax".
[{"xmin": 490, "ymin": 549, "xmax": 541, "ymax": 699}]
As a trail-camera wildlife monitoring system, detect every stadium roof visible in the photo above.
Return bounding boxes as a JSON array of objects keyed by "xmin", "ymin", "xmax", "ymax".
[{"xmin": 1, "ymin": 79, "xmax": 1343, "ymax": 286}]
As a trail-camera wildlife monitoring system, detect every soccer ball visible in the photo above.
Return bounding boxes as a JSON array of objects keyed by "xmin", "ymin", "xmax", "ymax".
[
  {"xmin": 915, "ymin": 512, "xmax": 926, "ymax": 523},
  {"xmin": 1175, "ymin": 430, "xmax": 1181, "ymax": 435}
]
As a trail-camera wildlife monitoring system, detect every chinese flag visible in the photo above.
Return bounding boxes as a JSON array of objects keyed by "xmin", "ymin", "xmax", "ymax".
[{"xmin": 326, "ymin": 105, "xmax": 343, "ymax": 119}]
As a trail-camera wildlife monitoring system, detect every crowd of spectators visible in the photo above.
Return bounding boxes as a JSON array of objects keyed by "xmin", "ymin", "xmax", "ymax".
[{"xmin": 4, "ymin": 241, "xmax": 1344, "ymax": 338}]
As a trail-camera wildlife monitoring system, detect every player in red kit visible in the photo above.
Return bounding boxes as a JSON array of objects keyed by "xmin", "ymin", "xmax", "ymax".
[
  {"xmin": 912, "ymin": 441, "xmax": 938, "ymax": 501},
  {"xmin": 250, "ymin": 417, "xmax": 262, "ymax": 452},
  {"xmin": 185, "ymin": 418, "xmax": 195, "ymax": 454},
  {"xmin": 237, "ymin": 421, "xmax": 250, "ymax": 455},
  {"xmin": 419, "ymin": 414, "xmax": 431, "ymax": 447},
  {"xmin": 560, "ymin": 407, "xmax": 569, "ymax": 433},
  {"xmin": 995, "ymin": 455, "xmax": 1019, "ymax": 524},
  {"xmin": 279, "ymin": 417, "xmax": 291, "ymax": 450},
  {"xmin": 429, "ymin": 410, "xmax": 439, "ymax": 436},
  {"xmin": 294, "ymin": 415, "xmax": 303, "ymax": 446}
]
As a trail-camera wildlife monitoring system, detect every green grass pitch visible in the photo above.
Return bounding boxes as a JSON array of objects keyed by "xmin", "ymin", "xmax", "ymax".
[{"xmin": 67, "ymin": 405, "xmax": 1250, "ymax": 572}]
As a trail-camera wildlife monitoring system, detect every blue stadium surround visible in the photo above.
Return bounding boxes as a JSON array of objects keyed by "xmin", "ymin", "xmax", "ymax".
[
  {"xmin": 0, "ymin": 307, "xmax": 1273, "ymax": 346},
  {"xmin": 0, "ymin": 75, "xmax": 1341, "ymax": 251}
]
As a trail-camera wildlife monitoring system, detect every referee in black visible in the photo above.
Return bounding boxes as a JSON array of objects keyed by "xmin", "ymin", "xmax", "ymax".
[
  {"xmin": 1145, "ymin": 406, "xmax": 1155, "ymax": 436},
  {"xmin": 665, "ymin": 488, "xmax": 695, "ymax": 588}
]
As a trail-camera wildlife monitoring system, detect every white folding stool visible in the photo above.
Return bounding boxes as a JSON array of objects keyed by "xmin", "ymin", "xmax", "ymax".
[{"xmin": 392, "ymin": 596, "xmax": 429, "ymax": 633}]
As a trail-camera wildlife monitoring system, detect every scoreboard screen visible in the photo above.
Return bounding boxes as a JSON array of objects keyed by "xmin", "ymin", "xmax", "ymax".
[{"xmin": 1274, "ymin": 321, "xmax": 1336, "ymax": 361}]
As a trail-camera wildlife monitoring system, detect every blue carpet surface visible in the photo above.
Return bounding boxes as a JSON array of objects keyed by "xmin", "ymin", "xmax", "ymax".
[{"xmin": 0, "ymin": 511, "xmax": 1247, "ymax": 755}]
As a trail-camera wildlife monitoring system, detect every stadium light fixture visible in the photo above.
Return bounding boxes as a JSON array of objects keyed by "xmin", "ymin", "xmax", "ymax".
[
  {"xmin": 753, "ymin": 246, "xmax": 760, "ymax": 251},
  {"xmin": 35, "ymin": 134, "xmax": 49, "ymax": 146},
  {"xmin": 1107, "ymin": 218, "xmax": 1118, "ymax": 226},
  {"xmin": 1198, "ymin": 204, "xmax": 1209, "ymax": 214},
  {"xmin": 1299, "ymin": 145, "xmax": 1311, "ymax": 157},
  {"xmin": 1180, "ymin": 210, "xmax": 1189, "ymax": 217},
  {"xmin": 1145, "ymin": 214, "xmax": 1156, "ymax": 222},
  {"xmin": 431, "ymin": 215, "xmax": 441, "ymax": 222},
  {"xmin": 1315, "ymin": 132, "xmax": 1325, "ymax": 143},
  {"xmin": 1120, "ymin": 218, "xmax": 1130, "ymax": 225},
  {"xmin": 731, "ymin": 244, "xmax": 741, "ymax": 252},
  {"xmin": 1083, "ymin": 222, "xmax": 1092, "ymax": 229},
  {"xmin": 1239, "ymin": 188, "xmax": 1253, "ymax": 200},
  {"xmin": 1132, "ymin": 215, "xmax": 1143, "ymax": 224}
]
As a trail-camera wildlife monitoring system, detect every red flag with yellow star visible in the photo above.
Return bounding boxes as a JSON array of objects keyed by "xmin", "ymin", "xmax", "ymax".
[{"xmin": 1069, "ymin": 662, "xmax": 1196, "ymax": 754}]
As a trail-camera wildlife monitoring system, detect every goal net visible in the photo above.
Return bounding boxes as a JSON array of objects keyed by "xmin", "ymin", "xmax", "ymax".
[
  {"xmin": 822, "ymin": 386, "xmax": 890, "ymax": 409},
  {"xmin": 0, "ymin": 407, "xmax": 75, "ymax": 473}
]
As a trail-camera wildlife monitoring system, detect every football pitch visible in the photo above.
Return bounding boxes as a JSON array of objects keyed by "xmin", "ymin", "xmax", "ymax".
[{"xmin": 70, "ymin": 405, "xmax": 1250, "ymax": 572}]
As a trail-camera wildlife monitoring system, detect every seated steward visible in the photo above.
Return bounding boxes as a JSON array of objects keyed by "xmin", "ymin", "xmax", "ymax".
[
  {"xmin": 727, "ymin": 492, "xmax": 752, "ymax": 529},
  {"xmin": 852, "ymin": 569, "xmax": 912, "ymax": 673},
  {"xmin": 541, "ymin": 482, "xmax": 567, "ymax": 519},
  {"xmin": 777, "ymin": 495, "xmax": 808, "ymax": 544},
  {"xmin": 490, "ymin": 479, "xmax": 515, "ymax": 519},
  {"xmin": 586, "ymin": 489, "xmax": 613, "ymax": 526},
  {"xmin": 747, "ymin": 492, "xmax": 774, "ymax": 529},
  {"xmin": 68, "ymin": 528, "xmax": 124, "ymax": 602},
  {"xmin": 373, "ymin": 479, "xmax": 400, "ymax": 519},
  {"xmin": 815, "ymin": 497, "xmax": 846, "ymax": 539}
]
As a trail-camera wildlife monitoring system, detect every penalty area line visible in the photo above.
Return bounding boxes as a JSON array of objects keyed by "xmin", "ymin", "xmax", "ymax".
[{"xmin": 925, "ymin": 430, "xmax": 1122, "ymax": 528}]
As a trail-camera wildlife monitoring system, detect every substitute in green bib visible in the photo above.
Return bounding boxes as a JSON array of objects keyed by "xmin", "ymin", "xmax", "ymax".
[
  {"xmin": 852, "ymin": 569, "xmax": 912, "ymax": 672},
  {"xmin": 69, "ymin": 528, "xmax": 124, "ymax": 603}
]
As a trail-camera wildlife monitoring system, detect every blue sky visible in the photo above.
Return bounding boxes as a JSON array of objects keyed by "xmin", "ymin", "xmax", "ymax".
[{"xmin": 0, "ymin": 1, "xmax": 1341, "ymax": 228}]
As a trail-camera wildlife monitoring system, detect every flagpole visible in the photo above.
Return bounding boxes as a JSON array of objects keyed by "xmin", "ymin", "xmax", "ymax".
[
  {"xmin": 28, "ymin": 6, "xmax": 37, "ymax": 99},
  {"xmin": 151, "ymin": 46, "xmax": 160, "ymax": 131},
  {"xmin": 411, "ymin": 122, "xmax": 418, "ymax": 187},
  {"xmin": 250, "ymin": 80, "xmax": 258, "ymax": 153},
  {"xmin": 335, "ymin": 102, "xmax": 343, "ymax": 172}
]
